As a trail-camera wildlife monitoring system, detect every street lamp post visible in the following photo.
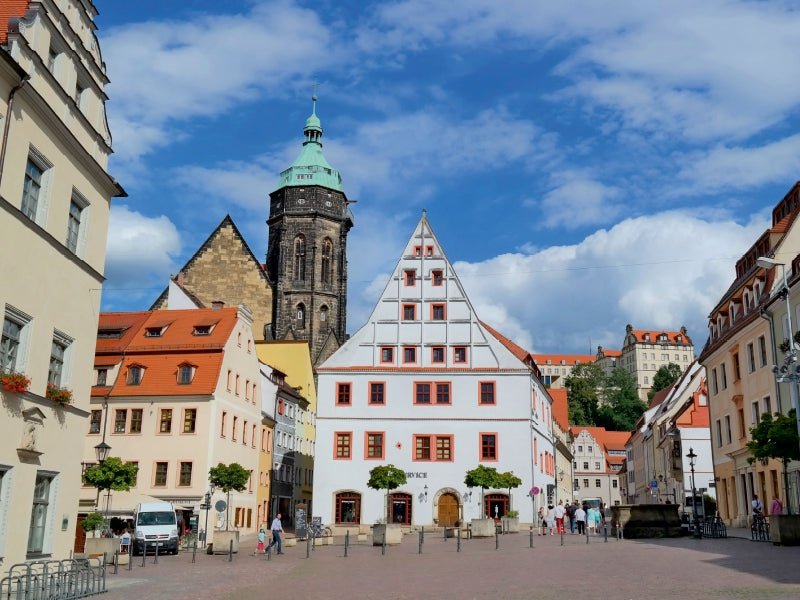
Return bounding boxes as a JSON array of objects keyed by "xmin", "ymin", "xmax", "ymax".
[
  {"xmin": 93, "ymin": 441, "xmax": 112, "ymax": 515},
  {"xmin": 201, "ymin": 484, "xmax": 216, "ymax": 548},
  {"xmin": 686, "ymin": 448, "xmax": 701, "ymax": 539}
]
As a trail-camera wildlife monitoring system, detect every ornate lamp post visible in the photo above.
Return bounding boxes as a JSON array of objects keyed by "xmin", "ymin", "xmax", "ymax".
[
  {"xmin": 93, "ymin": 441, "xmax": 111, "ymax": 515},
  {"xmin": 201, "ymin": 484, "xmax": 216, "ymax": 548},
  {"xmin": 686, "ymin": 448, "xmax": 701, "ymax": 539}
]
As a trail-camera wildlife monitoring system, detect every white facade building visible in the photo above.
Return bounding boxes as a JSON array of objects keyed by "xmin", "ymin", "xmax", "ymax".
[{"xmin": 314, "ymin": 213, "xmax": 554, "ymax": 531}]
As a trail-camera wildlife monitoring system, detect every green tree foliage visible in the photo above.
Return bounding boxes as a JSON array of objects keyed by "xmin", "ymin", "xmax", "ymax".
[
  {"xmin": 597, "ymin": 367, "xmax": 648, "ymax": 431},
  {"xmin": 82, "ymin": 457, "xmax": 138, "ymax": 492},
  {"xmin": 564, "ymin": 363, "xmax": 604, "ymax": 426},
  {"xmin": 465, "ymin": 465, "xmax": 502, "ymax": 514},
  {"xmin": 208, "ymin": 462, "xmax": 250, "ymax": 530},
  {"xmin": 648, "ymin": 363, "xmax": 684, "ymax": 401},
  {"xmin": 367, "ymin": 464, "xmax": 408, "ymax": 521},
  {"xmin": 747, "ymin": 410, "xmax": 800, "ymax": 464},
  {"xmin": 496, "ymin": 471, "xmax": 522, "ymax": 492},
  {"xmin": 80, "ymin": 512, "xmax": 104, "ymax": 532}
]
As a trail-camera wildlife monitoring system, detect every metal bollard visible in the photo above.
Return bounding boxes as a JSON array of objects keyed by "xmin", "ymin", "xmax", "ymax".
[
  {"xmin": 228, "ymin": 539, "xmax": 233, "ymax": 562},
  {"xmin": 604, "ymin": 524, "xmax": 608, "ymax": 543},
  {"xmin": 154, "ymin": 543, "xmax": 159, "ymax": 564},
  {"xmin": 267, "ymin": 545, "xmax": 272, "ymax": 561},
  {"xmin": 561, "ymin": 529, "xmax": 564, "ymax": 546},
  {"xmin": 113, "ymin": 552, "xmax": 118, "ymax": 575},
  {"xmin": 344, "ymin": 530, "xmax": 349, "ymax": 558},
  {"xmin": 418, "ymin": 529, "xmax": 423, "ymax": 554},
  {"xmin": 457, "ymin": 525, "xmax": 461, "ymax": 553},
  {"xmin": 382, "ymin": 531, "xmax": 386, "ymax": 556},
  {"xmin": 444, "ymin": 526, "xmax": 447, "ymax": 542},
  {"xmin": 141, "ymin": 549, "xmax": 146, "ymax": 568},
  {"xmin": 306, "ymin": 535, "xmax": 311, "ymax": 559},
  {"xmin": 586, "ymin": 525, "xmax": 590, "ymax": 544},
  {"xmin": 495, "ymin": 528, "xmax": 499, "ymax": 550},
  {"xmin": 128, "ymin": 552, "xmax": 133, "ymax": 571},
  {"xmin": 192, "ymin": 541, "xmax": 197, "ymax": 563}
]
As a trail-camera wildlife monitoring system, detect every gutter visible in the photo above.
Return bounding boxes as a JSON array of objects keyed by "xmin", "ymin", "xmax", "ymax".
[{"xmin": 0, "ymin": 73, "xmax": 30, "ymax": 190}]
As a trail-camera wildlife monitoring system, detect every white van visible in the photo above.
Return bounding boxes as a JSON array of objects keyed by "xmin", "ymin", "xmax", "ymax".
[{"xmin": 133, "ymin": 502, "xmax": 179, "ymax": 555}]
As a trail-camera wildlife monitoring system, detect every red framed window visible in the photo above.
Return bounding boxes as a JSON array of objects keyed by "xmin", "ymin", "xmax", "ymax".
[
  {"xmin": 431, "ymin": 304, "xmax": 445, "ymax": 320},
  {"xmin": 425, "ymin": 246, "xmax": 434, "ymax": 257},
  {"xmin": 432, "ymin": 270, "xmax": 443, "ymax": 286},
  {"xmin": 380, "ymin": 347, "xmax": 394, "ymax": 363},
  {"xmin": 402, "ymin": 304, "xmax": 417, "ymax": 320},
  {"xmin": 403, "ymin": 346, "xmax": 417, "ymax": 364},
  {"xmin": 480, "ymin": 433, "xmax": 498, "ymax": 461},
  {"xmin": 404, "ymin": 270, "xmax": 416, "ymax": 286},
  {"xmin": 335, "ymin": 432, "xmax": 352, "ymax": 459},
  {"xmin": 413, "ymin": 246, "xmax": 422, "ymax": 257},
  {"xmin": 415, "ymin": 382, "xmax": 431, "ymax": 404},
  {"xmin": 369, "ymin": 382, "xmax": 385, "ymax": 405},
  {"xmin": 454, "ymin": 346, "xmax": 467, "ymax": 363},
  {"xmin": 432, "ymin": 347, "xmax": 445, "ymax": 363},
  {"xmin": 335, "ymin": 492, "xmax": 361, "ymax": 524},
  {"xmin": 413, "ymin": 434, "xmax": 454, "ymax": 461},
  {"xmin": 479, "ymin": 381, "xmax": 496, "ymax": 405},
  {"xmin": 337, "ymin": 383, "xmax": 352, "ymax": 405},
  {"xmin": 365, "ymin": 432, "xmax": 384, "ymax": 459},
  {"xmin": 435, "ymin": 382, "xmax": 451, "ymax": 404}
]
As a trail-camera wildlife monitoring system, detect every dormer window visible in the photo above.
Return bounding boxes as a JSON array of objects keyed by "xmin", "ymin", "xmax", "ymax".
[
  {"xmin": 644, "ymin": 334, "xmax": 651, "ymax": 342},
  {"xmin": 178, "ymin": 363, "xmax": 195, "ymax": 385},
  {"xmin": 677, "ymin": 335, "xmax": 683, "ymax": 343},
  {"xmin": 98, "ymin": 328, "xmax": 123, "ymax": 339},
  {"xmin": 193, "ymin": 325, "xmax": 211, "ymax": 336},
  {"xmin": 145, "ymin": 327, "xmax": 164, "ymax": 338},
  {"xmin": 127, "ymin": 365, "xmax": 144, "ymax": 385}
]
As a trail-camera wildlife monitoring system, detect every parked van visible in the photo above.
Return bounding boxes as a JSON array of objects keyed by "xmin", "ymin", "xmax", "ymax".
[{"xmin": 133, "ymin": 502, "xmax": 178, "ymax": 555}]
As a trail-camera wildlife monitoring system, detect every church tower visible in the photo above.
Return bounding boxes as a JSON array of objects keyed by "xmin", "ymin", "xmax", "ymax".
[{"xmin": 266, "ymin": 97, "xmax": 354, "ymax": 365}]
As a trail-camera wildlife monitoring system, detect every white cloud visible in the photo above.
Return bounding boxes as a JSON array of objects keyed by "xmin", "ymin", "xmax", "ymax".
[
  {"xmin": 451, "ymin": 209, "xmax": 769, "ymax": 354},
  {"xmin": 103, "ymin": 205, "xmax": 182, "ymax": 308},
  {"xmin": 529, "ymin": 172, "xmax": 622, "ymax": 229}
]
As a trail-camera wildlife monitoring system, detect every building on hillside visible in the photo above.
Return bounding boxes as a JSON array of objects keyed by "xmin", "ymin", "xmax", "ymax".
[
  {"xmin": 0, "ymin": 0, "xmax": 124, "ymax": 571},
  {"xmin": 79, "ymin": 306, "xmax": 261, "ymax": 550},
  {"xmin": 620, "ymin": 325, "xmax": 695, "ymax": 401},
  {"xmin": 531, "ymin": 354, "xmax": 595, "ymax": 388},
  {"xmin": 594, "ymin": 346, "xmax": 622, "ymax": 377},
  {"xmin": 548, "ymin": 389, "xmax": 575, "ymax": 505},
  {"xmin": 255, "ymin": 340, "xmax": 317, "ymax": 526},
  {"xmin": 151, "ymin": 216, "xmax": 274, "ymax": 342},
  {"xmin": 700, "ymin": 182, "xmax": 800, "ymax": 526},
  {"xmin": 314, "ymin": 213, "xmax": 555, "ymax": 531},
  {"xmin": 571, "ymin": 427, "xmax": 627, "ymax": 507}
]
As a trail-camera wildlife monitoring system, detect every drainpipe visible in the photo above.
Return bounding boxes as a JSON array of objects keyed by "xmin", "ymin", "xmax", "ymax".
[
  {"xmin": 759, "ymin": 307, "xmax": 782, "ymax": 413},
  {"xmin": 0, "ymin": 75, "xmax": 29, "ymax": 191}
]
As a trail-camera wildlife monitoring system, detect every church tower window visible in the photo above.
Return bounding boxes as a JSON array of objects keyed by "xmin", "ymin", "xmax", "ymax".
[
  {"xmin": 321, "ymin": 238, "xmax": 333, "ymax": 284},
  {"xmin": 294, "ymin": 235, "xmax": 306, "ymax": 280}
]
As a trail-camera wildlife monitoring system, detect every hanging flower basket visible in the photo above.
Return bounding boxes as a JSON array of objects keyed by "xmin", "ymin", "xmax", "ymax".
[
  {"xmin": 46, "ymin": 383, "xmax": 72, "ymax": 407},
  {"xmin": 1, "ymin": 370, "xmax": 31, "ymax": 393}
]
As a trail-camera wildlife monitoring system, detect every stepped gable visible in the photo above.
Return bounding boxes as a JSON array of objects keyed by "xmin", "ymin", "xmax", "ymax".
[{"xmin": 319, "ymin": 211, "xmax": 525, "ymax": 371}]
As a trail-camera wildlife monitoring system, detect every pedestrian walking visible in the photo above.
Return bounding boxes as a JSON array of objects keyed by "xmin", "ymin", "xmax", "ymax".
[
  {"xmin": 266, "ymin": 513, "xmax": 284, "ymax": 554},
  {"xmin": 567, "ymin": 501, "xmax": 577, "ymax": 533},
  {"xmin": 546, "ymin": 504, "xmax": 556, "ymax": 535},
  {"xmin": 257, "ymin": 526, "xmax": 266, "ymax": 553},
  {"xmin": 538, "ymin": 506, "xmax": 547, "ymax": 535},
  {"xmin": 554, "ymin": 500, "xmax": 566, "ymax": 534},
  {"xmin": 586, "ymin": 506, "xmax": 597, "ymax": 535},
  {"xmin": 770, "ymin": 494, "xmax": 783, "ymax": 516}
]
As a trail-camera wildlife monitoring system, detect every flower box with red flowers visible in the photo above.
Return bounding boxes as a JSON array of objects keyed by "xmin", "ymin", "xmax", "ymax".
[
  {"xmin": 46, "ymin": 383, "xmax": 72, "ymax": 407},
  {"xmin": 1, "ymin": 371, "xmax": 31, "ymax": 393}
]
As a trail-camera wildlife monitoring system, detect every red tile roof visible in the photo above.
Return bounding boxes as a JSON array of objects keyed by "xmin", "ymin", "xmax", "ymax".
[
  {"xmin": 629, "ymin": 329, "xmax": 692, "ymax": 345},
  {"xmin": 548, "ymin": 388, "xmax": 569, "ymax": 430},
  {"xmin": 480, "ymin": 321, "xmax": 531, "ymax": 363},
  {"xmin": 531, "ymin": 353, "xmax": 595, "ymax": 366},
  {"xmin": 0, "ymin": 0, "xmax": 30, "ymax": 44},
  {"xmin": 95, "ymin": 308, "xmax": 239, "ymax": 396}
]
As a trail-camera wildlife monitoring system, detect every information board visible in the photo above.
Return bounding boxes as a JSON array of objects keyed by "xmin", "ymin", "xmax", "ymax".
[{"xmin": 295, "ymin": 505, "xmax": 307, "ymax": 540}]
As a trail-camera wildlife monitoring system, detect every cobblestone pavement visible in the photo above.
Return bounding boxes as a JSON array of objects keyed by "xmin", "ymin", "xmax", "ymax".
[{"xmin": 104, "ymin": 529, "xmax": 800, "ymax": 600}]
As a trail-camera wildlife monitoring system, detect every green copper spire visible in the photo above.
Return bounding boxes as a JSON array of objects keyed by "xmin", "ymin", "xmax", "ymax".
[{"xmin": 277, "ymin": 95, "xmax": 343, "ymax": 192}]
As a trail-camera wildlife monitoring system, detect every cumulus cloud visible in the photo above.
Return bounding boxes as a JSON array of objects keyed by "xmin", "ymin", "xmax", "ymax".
[
  {"xmin": 103, "ymin": 205, "xmax": 183, "ymax": 308},
  {"xmin": 449, "ymin": 209, "xmax": 770, "ymax": 354}
]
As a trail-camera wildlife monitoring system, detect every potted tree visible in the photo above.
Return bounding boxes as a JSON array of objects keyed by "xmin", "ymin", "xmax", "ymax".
[
  {"xmin": 497, "ymin": 471, "xmax": 522, "ymax": 532},
  {"xmin": 747, "ymin": 409, "xmax": 800, "ymax": 545},
  {"xmin": 208, "ymin": 462, "xmax": 250, "ymax": 553},
  {"xmin": 82, "ymin": 457, "xmax": 138, "ymax": 563},
  {"xmin": 367, "ymin": 464, "xmax": 406, "ymax": 545},
  {"xmin": 464, "ymin": 465, "xmax": 501, "ymax": 537}
]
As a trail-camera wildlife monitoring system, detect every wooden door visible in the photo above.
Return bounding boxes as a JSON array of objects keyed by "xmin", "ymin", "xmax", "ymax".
[{"xmin": 438, "ymin": 493, "xmax": 459, "ymax": 526}]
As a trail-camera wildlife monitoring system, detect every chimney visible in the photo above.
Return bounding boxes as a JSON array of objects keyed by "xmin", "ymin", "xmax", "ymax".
[
  {"xmin": 176, "ymin": 272, "xmax": 185, "ymax": 286},
  {"xmin": 212, "ymin": 300, "xmax": 224, "ymax": 310}
]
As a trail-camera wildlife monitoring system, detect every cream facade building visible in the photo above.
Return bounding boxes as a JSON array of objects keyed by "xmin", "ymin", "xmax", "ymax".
[
  {"xmin": 0, "ymin": 0, "xmax": 123, "ymax": 572},
  {"xmin": 80, "ymin": 306, "xmax": 262, "ymax": 547},
  {"xmin": 619, "ymin": 325, "xmax": 695, "ymax": 401},
  {"xmin": 531, "ymin": 354, "xmax": 595, "ymax": 389}
]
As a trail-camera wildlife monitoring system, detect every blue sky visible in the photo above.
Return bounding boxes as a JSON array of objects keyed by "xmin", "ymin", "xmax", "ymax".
[{"xmin": 96, "ymin": 0, "xmax": 800, "ymax": 355}]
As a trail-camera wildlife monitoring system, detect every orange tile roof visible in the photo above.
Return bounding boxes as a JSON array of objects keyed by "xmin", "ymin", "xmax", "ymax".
[
  {"xmin": 571, "ymin": 426, "xmax": 631, "ymax": 451},
  {"xmin": 531, "ymin": 353, "xmax": 595, "ymax": 365},
  {"xmin": 548, "ymin": 388, "xmax": 569, "ymax": 430},
  {"xmin": 648, "ymin": 384, "xmax": 673, "ymax": 409},
  {"xmin": 96, "ymin": 307, "xmax": 240, "ymax": 396},
  {"xmin": 480, "ymin": 321, "xmax": 531, "ymax": 362},
  {"xmin": 630, "ymin": 329, "xmax": 692, "ymax": 345},
  {"xmin": 0, "ymin": 0, "xmax": 30, "ymax": 44},
  {"xmin": 598, "ymin": 349, "xmax": 622, "ymax": 357}
]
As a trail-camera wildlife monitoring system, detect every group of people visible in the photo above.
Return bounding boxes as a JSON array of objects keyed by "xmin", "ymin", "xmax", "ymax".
[
  {"xmin": 751, "ymin": 494, "xmax": 783, "ymax": 517},
  {"xmin": 538, "ymin": 500, "xmax": 608, "ymax": 535}
]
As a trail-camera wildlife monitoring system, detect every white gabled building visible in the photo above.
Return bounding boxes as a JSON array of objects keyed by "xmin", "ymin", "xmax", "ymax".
[{"xmin": 314, "ymin": 212, "xmax": 554, "ymax": 531}]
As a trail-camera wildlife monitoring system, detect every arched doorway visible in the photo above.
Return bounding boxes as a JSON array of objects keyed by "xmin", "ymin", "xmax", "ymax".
[
  {"xmin": 438, "ymin": 493, "xmax": 459, "ymax": 526},
  {"xmin": 390, "ymin": 492, "xmax": 412, "ymax": 524},
  {"xmin": 485, "ymin": 493, "xmax": 509, "ymax": 519}
]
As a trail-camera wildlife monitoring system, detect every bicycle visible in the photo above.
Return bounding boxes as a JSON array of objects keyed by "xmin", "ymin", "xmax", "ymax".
[{"xmin": 307, "ymin": 522, "xmax": 332, "ymax": 538}]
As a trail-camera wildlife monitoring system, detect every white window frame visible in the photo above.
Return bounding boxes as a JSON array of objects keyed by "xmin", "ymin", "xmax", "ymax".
[
  {"xmin": 66, "ymin": 189, "xmax": 90, "ymax": 256},
  {"xmin": 22, "ymin": 147, "xmax": 53, "ymax": 226},
  {"xmin": 2, "ymin": 305, "xmax": 33, "ymax": 373},
  {"xmin": 49, "ymin": 329, "xmax": 74, "ymax": 388}
]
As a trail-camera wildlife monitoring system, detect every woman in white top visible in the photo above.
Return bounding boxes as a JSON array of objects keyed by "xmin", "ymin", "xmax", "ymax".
[{"xmin": 586, "ymin": 507, "xmax": 597, "ymax": 534}]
